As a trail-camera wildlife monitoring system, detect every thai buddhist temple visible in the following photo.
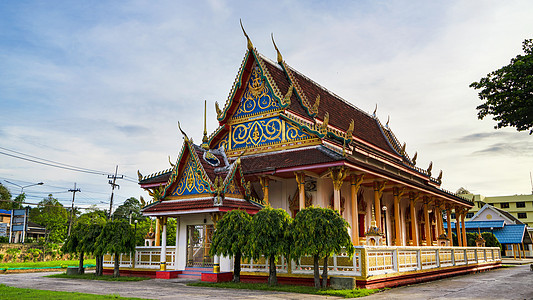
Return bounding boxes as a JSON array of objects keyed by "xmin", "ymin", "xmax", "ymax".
[{"xmin": 105, "ymin": 27, "xmax": 502, "ymax": 288}]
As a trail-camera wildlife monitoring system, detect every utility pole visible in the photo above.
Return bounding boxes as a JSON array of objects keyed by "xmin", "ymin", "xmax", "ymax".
[
  {"xmin": 67, "ymin": 183, "xmax": 81, "ymax": 236},
  {"xmin": 108, "ymin": 165, "xmax": 123, "ymax": 220}
]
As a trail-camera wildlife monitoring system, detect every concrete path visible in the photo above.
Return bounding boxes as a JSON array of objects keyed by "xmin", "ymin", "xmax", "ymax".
[
  {"xmin": 0, "ymin": 271, "xmax": 338, "ymax": 299},
  {"xmin": 364, "ymin": 264, "xmax": 533, "ymax": 300}
]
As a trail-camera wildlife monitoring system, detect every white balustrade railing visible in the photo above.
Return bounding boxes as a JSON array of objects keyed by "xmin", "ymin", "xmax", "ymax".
[
  {"xmin": 102, "ymin": 247, "xmax": 176, "ymax": 269},
  {"xmin": 365, "ymin": 246, "xmax": 501, "ymax": 276},
  {"xmin": 292, "ymin": 248, "xmax": 361, "ymax": 276},
  {"xmin": 102, "ymin": 245, "xmax": 500, "ymax": 278}
]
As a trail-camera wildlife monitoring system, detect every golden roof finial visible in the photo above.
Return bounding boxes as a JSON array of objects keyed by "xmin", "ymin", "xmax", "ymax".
[
  {"xmin": 373, "ymin": 104, "xmax": 378, "ymax": 116},
  {"xmin": 427, "ymin": 161, "xmax": 433, "ymax": 176},
  {"xmin": 240, "ymin": 19, "xmax": 253, "ymax": 51},
  {"xmin": 386, "ymin": 116, "xmax": 390, "ymax": 128},
  {"xmin": 201, "ymin": 100, "xmax": 209, "ymax": 149},
  {"xmin": 177, "ymin": 121, "xmax": 189, "ymax": 142},
  {"xmin": 412, "ymin": 152, "xmax": 418, "ymax": 165},
  {"xmin": 271, "ymin": 33, "xmax": 283, "ymax": 63},
  {"xmin": 437, "ymin": 170, "xmax": 443, "ymax": 181},
  {"xmin": 401, "ymin": 142, "xmax": 406, "ymax": 154}
]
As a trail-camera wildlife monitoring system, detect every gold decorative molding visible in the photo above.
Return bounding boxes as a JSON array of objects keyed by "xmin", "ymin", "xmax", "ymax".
[
  {"xmin": 330, "ymin": 167, "xmax": 348, "ymax": 190},
  {"xmin": 373, "ymin": 181, "xmax": 386, "ymax": 198}
]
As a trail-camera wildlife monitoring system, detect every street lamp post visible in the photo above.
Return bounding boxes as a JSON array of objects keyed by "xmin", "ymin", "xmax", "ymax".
[
  {"xmin": 3, "ymin": 181, "xmax": 43, "ymax": 244},
  {"xmin": 4, "ymin": 180, "xmax": 44, "ymax": 194}
]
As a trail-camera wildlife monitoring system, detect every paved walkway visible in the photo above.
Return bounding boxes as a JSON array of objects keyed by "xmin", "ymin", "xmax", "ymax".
[
  {"xmin": 364, "ymin": 264, "xmax": 533, "ymax": 300},
  {"xmin": 0, "ymin": 271, "xmax": 337, "ymax": 299},
  {"xmin": 1, "ymin": 265, "xmax": 532, "ymax": 299}
]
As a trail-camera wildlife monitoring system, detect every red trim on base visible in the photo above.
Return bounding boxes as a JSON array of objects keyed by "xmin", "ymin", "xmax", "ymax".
[
  {"xmin": 156, "ymin": 270, "xmax": 181, "ymax": 279},
  {"xmin": 201, "ymin": 272, "xmax": 233, "ymax": 282},
  {"xmin": 357, "ymin": 262, "xmax": 501, "ymax": 289}
]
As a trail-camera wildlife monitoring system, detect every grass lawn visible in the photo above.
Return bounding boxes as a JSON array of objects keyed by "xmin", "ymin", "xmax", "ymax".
[
  {"xmin": 0, "ymin": 259, "xmax": 96, "ymax": 269},
  {"xmin": 188, "ymin": 281, "xmax": 380, "ymax": 298},
  {"xmin": 0, "ymin": 284, "xmax": 150, "ymax": 300},
  {"xmin": 47, "ymin": 273, "xmax": 151, "ymax": 282}
]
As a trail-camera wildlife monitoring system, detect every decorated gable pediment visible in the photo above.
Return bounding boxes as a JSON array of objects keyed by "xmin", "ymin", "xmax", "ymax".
[
  {"xmin": 232, "ymin": 66, "xmax": 281, "ymax": 120},
  {"xmin": 168, "ymin": 153, "xmax": 212, "ymax": 198}
]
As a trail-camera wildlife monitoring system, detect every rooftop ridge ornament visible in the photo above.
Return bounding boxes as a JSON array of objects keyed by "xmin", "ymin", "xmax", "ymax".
[
  {"xmin": 201, "ymin": 100, "xmax": 209, "ymax": 150},
  {"xmin": 437, "ymin": 170, "xmax": 443, "ymax": 181},
  {"xmin": 177, "ymin": 121, "xmax": 189, "ymax": 142},
  {"xmin": 240, "ymin": 19, "xmax": 253, "ymax": 51},
  {"xmin": 168, "ymin": 156, "xmax": 175, "ymax": 168},
  {"xmin": 311, "ymin": 95, "xmax": 320, "ymax": 115},
  {"xmin": 373, "ymin": 104, "xmax": 378, "ymax": 117},
  {"xmin": 412, "ymin": 152, "xmax": 418, "ymax": 165},
  {"xmin": 271, "ymin": 33, "xmax": 283, "ymax": 63},
  {"xmin": 386, "ymin": 116, "xmax": 390, "ymax": 128},
  {"xmin": 427, "ymin": 161, "xmax": 433, "ymax": 176}
]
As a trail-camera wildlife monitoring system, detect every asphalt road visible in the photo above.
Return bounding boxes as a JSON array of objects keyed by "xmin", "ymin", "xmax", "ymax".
[
  {"xmin": 363, "ymin": 264, "xmax": 533, "ymax": 300},
  {"xmin": 0, "ymin": 265, "xmax": 531, "ymax": 299}
]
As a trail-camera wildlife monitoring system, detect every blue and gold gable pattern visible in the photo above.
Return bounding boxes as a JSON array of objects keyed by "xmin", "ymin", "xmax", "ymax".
[
  {"xmin": 225, "ymin": 176, "xmax": 243, "ymax": 198},
  {"xmin": 232, "ymin": 66, "xmax": 280, "ymax": 119},
  {"xmin": 170, "ymin": 155, "xmax": 211, "ymax": 197}
]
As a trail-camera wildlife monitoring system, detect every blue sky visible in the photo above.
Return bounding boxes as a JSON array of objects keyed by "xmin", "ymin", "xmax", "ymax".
[{"xmin": 1, "ymin": 0, "xmax": 533, "ymax": 209}]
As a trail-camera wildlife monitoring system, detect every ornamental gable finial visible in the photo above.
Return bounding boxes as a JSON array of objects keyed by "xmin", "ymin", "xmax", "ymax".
[
  {"xmin": 271, "ymin": 33, "xmax": 283, "ymax": 64},
  {"xmin": 240, "ymin": 19, "xmax": 254, "ymax": 51}
]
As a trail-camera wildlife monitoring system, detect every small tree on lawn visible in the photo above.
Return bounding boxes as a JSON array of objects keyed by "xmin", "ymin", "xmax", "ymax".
[
  {"xmin": 209, "ymin": 209, "xmax": 251, "ymax": 283},
  {"xmin": 61, "ymin": 223, "xmax": 86, "ymax": 274},
  {"xmin": 96, "ymin": 220, "xmax": 135, "ymax": 277},
  {"xmin": 83, "ymin": 223, "xmax": 105, "ymax": 276},
  {"xmin": 291, "ymin": 207, "xmax": 354, "ymax": 288},
  {"xmin": 247, "ymin": 206, "xmax": 291, "ymax": 286}
]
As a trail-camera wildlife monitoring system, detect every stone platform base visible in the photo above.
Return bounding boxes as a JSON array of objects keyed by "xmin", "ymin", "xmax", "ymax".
[
  {"xmin": 357, "ymin": 262, "xmax": 501, "ymax": 289},
  {"xmin": 156, "ymin": 270, "xmax": 181, "ymax": 279},
  {"xmin": 201, "ymin": 272, "xmax": 233, "ymax": 282},
  {"xmin": 103, "ymin": 268, "xmax": 159, "ymax": 278}
]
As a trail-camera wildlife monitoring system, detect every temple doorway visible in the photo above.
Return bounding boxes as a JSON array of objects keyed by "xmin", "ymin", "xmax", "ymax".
[{"xmin": 186, "ymin": 225, "xmax": 214, "ymax": 267}]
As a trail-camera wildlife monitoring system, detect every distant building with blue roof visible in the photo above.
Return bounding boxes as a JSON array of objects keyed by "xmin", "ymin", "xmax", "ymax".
[{"xmin": 445, "ymin": 204, "xmax": 532, "ymax": 257}]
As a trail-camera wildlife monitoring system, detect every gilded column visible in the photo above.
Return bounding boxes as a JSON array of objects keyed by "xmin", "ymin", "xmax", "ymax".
[
  {"xmin": 455, "ymin": 207, "xmax": 462, "ymax": 246},
  {"xmin": 331, "ymin": 167, "xmax": 347, "ymax": 213},
  {"xmin": 259, "ymin": 176, "xmax": 270, "ymax": 205},
  {"xmin": 393, "ymin": 187, "xmax": 402, "ymax": 246},
  {"xmin": 373, "ymin": 181, "xmax": 386, "ymax": 231},
  {"xmin": 155, "ymin": 217, "xmax": 161, "ymax": 247},
  {"xmin": 409, "ymin": 193, "xmax": 419, "ymax": 246},
  {"xmin": 446, "ymin": 207, "xmax": 452, "ymax": 245},
  {"xmin": 160, "ymin": 217, "xmax": 167, "ymax": 271},
  {"xmin": 295, "ymin": 172, "xmax": 306, "ymax": 211},
  {"xmin": 461, "ymin": 211, "xmax": 467, "ymax": 247},
  {"xmin": 351, "ymin": 174, "xmax": 364, "ymax": 245},
  {"xmin": 435, "ymin": 202, "xmax": 443, "ymax": 238},
  {"xmin": 424, "ymin": 198, "xmax": 431, "ymax": 246}
]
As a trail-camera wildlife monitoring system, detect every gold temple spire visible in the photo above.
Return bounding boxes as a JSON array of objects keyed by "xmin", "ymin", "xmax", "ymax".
[
  {"xmin": 271, "ymin": 33, "xmax": 283, "ymax": 63},
  {"xmin": 201, "ymin": 100, "xmax": 209, "ymax": 150},
  {"xmin": 240, "ymin": 19, "xmax": 254, "ymax": 50}
]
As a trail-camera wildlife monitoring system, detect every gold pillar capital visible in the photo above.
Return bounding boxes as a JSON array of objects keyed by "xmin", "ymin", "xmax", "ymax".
[
  {"xmin": 373, "ymin": 181, "xmax": 386, "ymax": 198},
  {"xmin": 259, "ymin": 176, "xmax": 270, "ymax": 205},
  {"xmin": 330, "ymin": 167, "xmax": 348, "ymax": 190}
]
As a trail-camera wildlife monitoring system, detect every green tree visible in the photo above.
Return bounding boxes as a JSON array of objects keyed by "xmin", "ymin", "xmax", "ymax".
[
  {"xmin": 247, "ymin": 206, "xmax": 291, "ymax": 286},
  {"xmin": 61, "ymin": 223, "xmax": 86, "ymax": 274},
  {"xmin": 210, "ymin": 210, "xmax": 251, "ymax": 282},
  {"xmin": 76, "ymin": 206, "xmax": 107, "ymax": 226},
  {"xmin": 470, "ymin": 39, "xmax": 533, "ymax": 134},
  {"xmin": 481, "ymin": 232, "xmax": 502, "ymax": 249},
  {"xmin": 0, "ymin": 184, "xmax": 12, "ymax": 210},
  {"xmin": 291, "ymin": 207, "xmax": 354, "ymax": 288},
  {"xmin": 112, "ymin": 197, "xmax": 146, "ymax": 222},
  {"xmin": 30, "ymin": 195, "xmax": 68, "ymax": 243},
  {"xmin": 96, "ymin": 220, "xmax": 135, "ymax": 277},
  {"xmin": 84, "ymin": 223, "xmax": 105, "ymax": 276}
]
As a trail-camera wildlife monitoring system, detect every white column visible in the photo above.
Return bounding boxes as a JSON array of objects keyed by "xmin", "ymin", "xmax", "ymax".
[
  {"xmin": 160, "ymin": 217, "xmax": 167, "ymax": 271},
  {"xmin": 174, "ymin": 217, "xmax": 180, "ymax": 270}
]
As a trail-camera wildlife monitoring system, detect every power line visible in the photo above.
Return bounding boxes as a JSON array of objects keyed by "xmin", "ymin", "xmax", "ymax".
[{"xmin": 0, "ymin": 146, "xmax": 110, "ymax": 175}]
